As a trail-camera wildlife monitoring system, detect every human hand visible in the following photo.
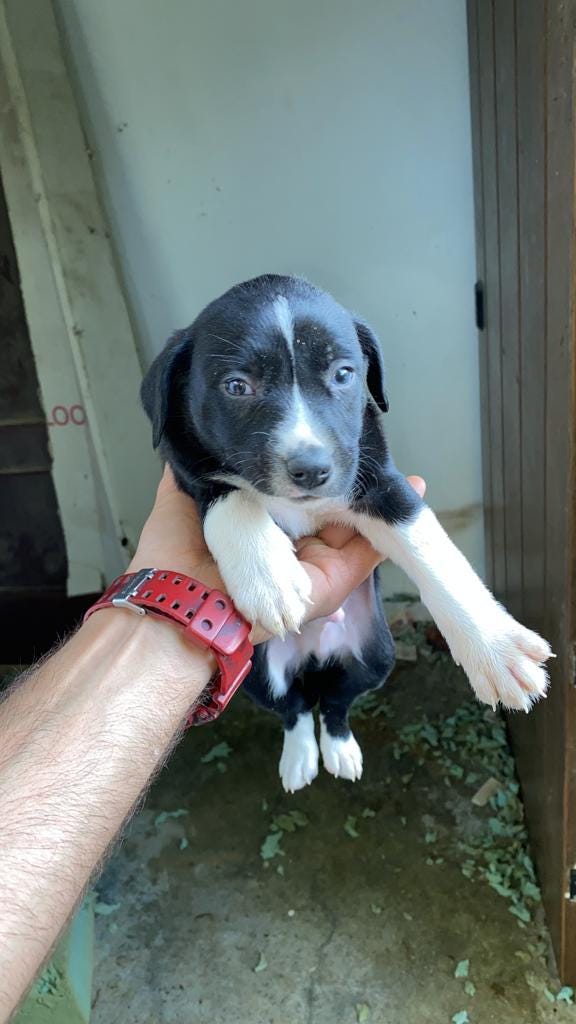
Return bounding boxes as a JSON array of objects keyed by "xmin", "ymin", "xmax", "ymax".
[{"xmin": 130, "ymin": 466, "xmax": 426, "ymax": 641}]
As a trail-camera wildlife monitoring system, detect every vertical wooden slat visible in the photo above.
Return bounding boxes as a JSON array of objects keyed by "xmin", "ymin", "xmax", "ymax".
[
  {"xmin": 494, "ymin": 0, "xmax": 523, "ymax": 617},
  {"xmin": 545, "ymin": 0, "xmax": 576, "ymax": 978},
  {"xmin": 508, "ymin": 0, "xmax": 560, "ymax": 965},
  {"xmin": 516, "ymin": 0, "xmax": 547, "ymax": 636},
  {"xmin": 467, "ymin": 0, "xmax": 495, "ymax": 589},
  {"xmin": 477, "ymin": 0, "xmax": 507, "ymax": 599}
]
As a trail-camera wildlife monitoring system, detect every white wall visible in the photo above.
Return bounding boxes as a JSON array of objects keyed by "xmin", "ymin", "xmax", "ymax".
[{"xmin": 54, "ymin": 0, "xmax": 484, "ymax": 592}]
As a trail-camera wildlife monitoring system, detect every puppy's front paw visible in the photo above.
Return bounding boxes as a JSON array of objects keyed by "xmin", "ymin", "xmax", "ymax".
[
  {"xmin": 232, "ymin": 543, "xmax": 312, "ymax": 638},
  {"xmin": 448, "ymin": 606, "xmax": 552, "ymax": 713},
  {"xmin": 204, "ymin": 496, "xmax": 312, "ymax": 637}
]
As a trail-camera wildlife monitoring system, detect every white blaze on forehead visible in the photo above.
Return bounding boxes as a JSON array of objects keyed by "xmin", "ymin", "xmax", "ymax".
[
  {"xmin": 273, "ymin": 296, "xmax": 294, "ymax": 352},
  {"xmin": 278, "ymin": 385, "xmax": 324, "ymax": 452},
  {"xmin": 289, "ymin": 389, "xmax": 319, "ymax": 442}
]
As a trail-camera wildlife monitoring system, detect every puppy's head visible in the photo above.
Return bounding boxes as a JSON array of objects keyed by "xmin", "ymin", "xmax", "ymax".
[{"xmin": 142, "ymin": 275, "xmax": 388, "ymax": 501}]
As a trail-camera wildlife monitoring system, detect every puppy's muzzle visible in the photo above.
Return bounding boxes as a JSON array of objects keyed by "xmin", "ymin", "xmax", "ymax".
[{"xmin": 285, "ymin": 445, "xmax": 332, "ymax": 491}]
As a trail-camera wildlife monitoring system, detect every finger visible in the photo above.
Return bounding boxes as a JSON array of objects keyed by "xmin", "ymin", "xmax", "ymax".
[
  {"xmin": 302, "ymin": 535, "xmax": 382, "ymax": 613},
  {"xmin": 156, "ymin": 462, "xmax": 179, "ymax": 499},
  {"xmin": 331, "ymin": 533, "xmax": 382, "ymax": 588},
  {"xmin": 296, "ymin": 525, "xmax": 357, "ymax": 552}
]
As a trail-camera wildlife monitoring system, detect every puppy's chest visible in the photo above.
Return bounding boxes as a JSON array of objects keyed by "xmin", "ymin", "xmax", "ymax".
[{"xmin": 262, "ymin": 496, "xmax": 348, "ymax": 540}]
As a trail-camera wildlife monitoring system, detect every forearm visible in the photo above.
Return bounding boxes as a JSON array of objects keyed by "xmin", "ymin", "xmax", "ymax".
[{"xmin": 0, "ymin": 609, "xmax": 213, "ymax": 1018}]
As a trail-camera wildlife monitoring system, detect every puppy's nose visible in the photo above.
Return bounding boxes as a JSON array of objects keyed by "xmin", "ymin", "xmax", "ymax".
[{"xmin": 286, "ymin": 447, "xmax": 332, "ymax": 490}]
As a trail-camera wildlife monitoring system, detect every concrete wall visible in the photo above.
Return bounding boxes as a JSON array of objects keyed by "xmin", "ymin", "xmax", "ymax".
[{"xmin": 54, "ymin": 0, "xmax": 484, "ymax": 592}]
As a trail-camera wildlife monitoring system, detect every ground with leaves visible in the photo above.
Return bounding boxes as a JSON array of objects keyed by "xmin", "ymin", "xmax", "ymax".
[{"xmin": 91, "ymin": 643, "xmax": 576, "ymax": 1024}]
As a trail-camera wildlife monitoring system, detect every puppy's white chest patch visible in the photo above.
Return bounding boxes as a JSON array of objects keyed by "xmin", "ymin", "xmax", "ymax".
[
  {"xmin": 262, "ymin": 495, "xmax": 345, "ymax": 540},
  {"xmin": 265, "ymin": 578, "xmax": 377, "ymax": 698}
]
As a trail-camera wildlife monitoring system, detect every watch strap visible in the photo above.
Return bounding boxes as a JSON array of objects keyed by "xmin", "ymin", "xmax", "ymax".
[{"xmin": 83, "ymin": 568, "xmax": 253, "ymax": 725}]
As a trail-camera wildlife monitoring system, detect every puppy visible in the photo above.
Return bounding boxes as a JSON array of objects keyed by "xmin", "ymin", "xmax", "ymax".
[{"xmin": 141, "ymin": 274, "xmax": 551, "ymax": 792}]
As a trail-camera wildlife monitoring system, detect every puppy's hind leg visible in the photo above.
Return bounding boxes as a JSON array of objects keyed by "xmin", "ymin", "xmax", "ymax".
[
  {"xmin": 279, "ymin": 709, "xmax": 319, "ymax": 794},
  {"xmin": 317, "ymin": 663, "xmax": 369, "ymax": 783}
]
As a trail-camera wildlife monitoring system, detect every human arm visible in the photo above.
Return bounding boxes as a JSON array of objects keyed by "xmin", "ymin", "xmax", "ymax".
[{"xmin": 0, "ymin": 468, "xmax": 425, "ymax": 1018}]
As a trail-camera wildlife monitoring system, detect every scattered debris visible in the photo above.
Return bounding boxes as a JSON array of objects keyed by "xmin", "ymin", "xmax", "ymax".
[
  {"xmin": 370, "ymin": 903, "xmax": 382, "ymax": 915},
  {"xmin": 201, "ymin": 741, "xmax": 233, "ymax": 764},
  {"xmin": 154, "ymin": 809, "xmax": 188, "ymax": 827},
  {"xmin": 426, "ymin": 624, "xmax": 449, "ymax": 652},
  {"xmin": 179, "ymin": 837, "xmax": 189, "ymax": 851},
  {"xmin": 344, "ymin": 816, "xmax": 360, "ymax": 838},
  {"xmin": 356, "ymin": 1003, "xmax": 370, "ymax": 1022},
  {"xmin": 471, "ymin": 778, "xmax": 501, "ymax": 807},
  {"xmin": 451, "ymin": 1013, "xmax": 469, "ymax": 1024},
  {"xmin": 454, "ymin": 960, "xmax": 469, "ymax": 979},
  {"xmin": 34, "ymin": 965, "xmax": 62, "ymax": 997},
  {"xmin": 276, "ymin": 865, "xmax": 285, "ymax": 877},
  {"xmin": 260, "ymin": 810, "xmax": 308, "ymax": 863},
  {"xmin": 557, "ymin": 986, "xmax": 575, "ymax": 1005},
  {"xmin": 261, "ymin": 798, "xmax": 269, "ymax": 811},
  {"xmin": 464, "ymin": 981, "xmax": 476, "ymax": 998},
  {"xmin": 253, "ymin": 952, "xmax": 268, "ymax": 973},
  {"xmin": 395, "ymin": 641, "xmax": 418, "ymax": 663},
  {"xmin": 287, "ymin": 909, "xmax": 295, "ymax": 917},
  {"xmin": 390, "ymin": 700, "xmax": 543, "ymax": 927},
  {"xmin": 362, "ymin": 807, "xmax": 376, "ymax": 819}
]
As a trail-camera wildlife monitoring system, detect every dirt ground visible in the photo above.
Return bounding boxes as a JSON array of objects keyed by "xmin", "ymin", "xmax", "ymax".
[{"xmin": 91, "ymin": 640, "xmax": 575, "ymax": 1024}]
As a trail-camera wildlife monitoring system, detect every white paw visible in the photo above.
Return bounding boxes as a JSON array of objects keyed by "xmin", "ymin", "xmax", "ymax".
[
  {"xmin": 446, "ymin": 605, "xmax": 552, "ymax": 713},
  {"xmin": 320, "ymin": 719, "xmax": 363, "ymax": 781},
  {"xmin": 279, "ymin": 714, "xmax": 319, "ymax": 793},
  {"xmin": 234, "ymin": 537, "xmax": 312, "ymax": 638},
  {"xmin": 204, "ymin": 493, "xmax": 312, "ymax": 637}
]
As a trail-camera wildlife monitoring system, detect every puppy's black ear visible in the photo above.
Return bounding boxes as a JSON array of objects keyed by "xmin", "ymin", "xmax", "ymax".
[
  {"xmin": 141, "ymin": 330, "xmax": 190, "ymax": 448},
  {"xmin": 354, "ymin": 319, "xmax": 389, "ymax": 412}
]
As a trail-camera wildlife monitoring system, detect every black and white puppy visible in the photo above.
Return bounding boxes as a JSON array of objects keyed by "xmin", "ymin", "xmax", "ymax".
[{"xmin": 141, "ymin": 274, "xmax": 551, "ymax": 792}]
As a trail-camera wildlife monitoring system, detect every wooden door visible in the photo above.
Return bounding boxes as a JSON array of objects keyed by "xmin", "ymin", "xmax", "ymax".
[{"xmin": 467, "ymin": 0, "xmax": 576, "ymax": 982}]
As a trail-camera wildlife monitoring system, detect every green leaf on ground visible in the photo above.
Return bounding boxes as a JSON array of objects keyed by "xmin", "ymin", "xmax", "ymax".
[
  {"xmin": 260, "ymin": 831, "xmax": 284, "ymax": 861},
  {"xmin": 344, "ymin": 816, "xmax": 359, "ymax": 838},
  {"xmin": 201, "ymin": 741, "xmax": 232, "ymax": 763},
  {"xmin": 253, "ymin": 952, "xmax": 267, "ymax": 973},
  {"xmin": 154, "ymin": 809, "xmax": 188, "ymax": 827},
  {"xmin": 454, "ymin": 960, "xmax": 469, "ymax": 979},
  {"xmin": 94, "ymin": 901, "xmax": 121, "ymax": 916}
]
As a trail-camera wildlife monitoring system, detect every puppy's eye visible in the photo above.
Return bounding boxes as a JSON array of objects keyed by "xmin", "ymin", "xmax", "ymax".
[
  {"xmin": 332, "ymin": 365, "xmax": 355, "ymax": 387},
  {"xmin": 223, "ymin": 378, "xmax": 255, "ymax": 397}
]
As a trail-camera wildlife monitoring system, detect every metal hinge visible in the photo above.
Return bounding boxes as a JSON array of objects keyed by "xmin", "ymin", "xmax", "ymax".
[{"xmin": 475, "ymin": 281, "xmax": 485, "ymax": 331}]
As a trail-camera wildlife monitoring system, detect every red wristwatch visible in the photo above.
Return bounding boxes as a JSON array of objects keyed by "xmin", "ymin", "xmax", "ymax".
[{"xmin": 83, "ymin": 568, "xmax": 253, "ymax": 726}]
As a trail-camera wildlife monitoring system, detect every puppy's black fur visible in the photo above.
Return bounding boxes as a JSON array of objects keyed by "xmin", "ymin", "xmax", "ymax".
[{"xmin": 141, "ymin": 275, "xmax": 422, "ymax": 775}]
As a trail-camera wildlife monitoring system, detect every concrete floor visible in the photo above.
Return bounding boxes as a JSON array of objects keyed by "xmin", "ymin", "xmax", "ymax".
[{"xmin": 91, "ymin": 642, "xmax": 576, "ymax": 1024}]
